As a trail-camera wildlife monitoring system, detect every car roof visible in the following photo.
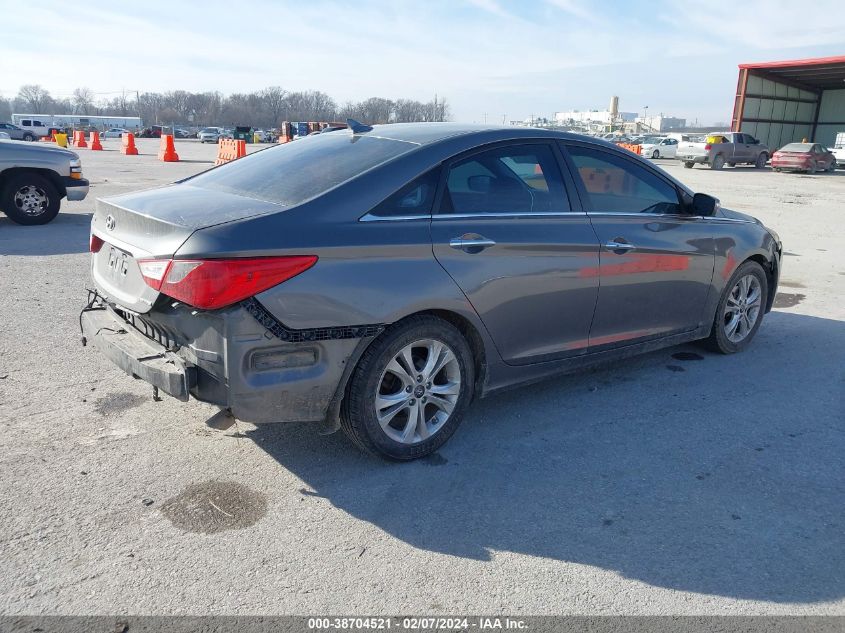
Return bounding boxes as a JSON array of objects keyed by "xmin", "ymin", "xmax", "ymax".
[{"xmin": 359, "ymin": 122, "xmax": 587, "ymax": 146}]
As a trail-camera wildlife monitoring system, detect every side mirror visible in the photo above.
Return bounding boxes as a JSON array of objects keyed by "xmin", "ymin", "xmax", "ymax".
[{"xmin": 692, "ymin": 193, "xmax": 720, "ymax": 216}]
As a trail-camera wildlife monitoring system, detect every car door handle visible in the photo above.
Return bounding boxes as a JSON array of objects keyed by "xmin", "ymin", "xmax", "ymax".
[
  {"xmin": 450, "ymin": 235, "xmax": 496, "ymax": 251},
  {"xmin": 605, "ymin": 240, "xmax": 635, "ymax": 251}
]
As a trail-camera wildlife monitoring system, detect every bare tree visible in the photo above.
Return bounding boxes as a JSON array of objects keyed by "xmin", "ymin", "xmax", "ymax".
[
  {"xmin": 16, "ymin": 84, "xmax": 51, "ymax": 113},
  {"xmin": 44, "ymin": 84, "xmax": 449, "ymax": 127},
  {"xmin": 72, "ymin": 87, "xmax": 94, "ymax": 114},
  {"xmin": 260, "ymin": 86, "xmax": 287, "ymax": 127}
]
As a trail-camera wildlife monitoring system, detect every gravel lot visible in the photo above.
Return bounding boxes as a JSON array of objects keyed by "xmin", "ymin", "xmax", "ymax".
[{"xmin": 0, "ymin": 137, "xmax": 842, "ymax": 615}]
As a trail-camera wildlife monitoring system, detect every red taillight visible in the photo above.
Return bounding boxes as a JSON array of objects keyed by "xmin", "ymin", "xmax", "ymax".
[
  {"xmin": 90, "ymin": 234, "xmax": 105, "ymax": 253},
  {"xmin": 137, "ymin": 256, "xmax": 318, "ymax": 310},
  {"xmin": 704, "ymin": 143, "xmax": 712, "ymax": 150}
]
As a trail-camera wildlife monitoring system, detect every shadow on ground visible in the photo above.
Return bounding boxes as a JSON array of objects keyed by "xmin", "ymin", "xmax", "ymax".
[
  {"xmin": 248, "ymin": 311, "xmax": 845, "ymax": 604},
  {"xmin": 0, "ymin": 212, "xmax": 92, "ymax": 255}
]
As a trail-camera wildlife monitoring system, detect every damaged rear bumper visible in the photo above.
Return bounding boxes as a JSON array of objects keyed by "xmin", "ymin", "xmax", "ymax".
[{"xmin": 81, "ymin": 305, "xmax": 195, "ymax": 401}]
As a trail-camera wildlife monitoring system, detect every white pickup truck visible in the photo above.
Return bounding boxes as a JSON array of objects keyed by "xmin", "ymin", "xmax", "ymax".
[{"xmin": 676, "ymin": 132, "xmax": 769, "ymax": 170}]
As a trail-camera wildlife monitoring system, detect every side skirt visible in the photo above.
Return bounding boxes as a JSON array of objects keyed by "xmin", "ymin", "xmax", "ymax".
[{"xmin": 481, "ymin": 327, "xmax": 710, "ymax": 397}]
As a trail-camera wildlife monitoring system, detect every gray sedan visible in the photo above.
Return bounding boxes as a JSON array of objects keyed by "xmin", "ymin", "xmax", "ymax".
[{"xmin": 81, "ymin": 122, "xmax": 782, "ymax": 460}]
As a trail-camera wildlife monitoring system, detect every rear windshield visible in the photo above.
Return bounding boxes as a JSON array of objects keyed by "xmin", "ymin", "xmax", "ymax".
[
  {"xmin": 780, "ymin": 143, "xmax": 813, "ymax": 152},
  {"xmin": 188, "ymin": 132, "xmax": 416, "ymax": 206}
]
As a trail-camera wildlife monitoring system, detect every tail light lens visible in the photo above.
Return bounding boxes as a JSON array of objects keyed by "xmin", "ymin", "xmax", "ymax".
[
  {"xmin": 704, "ymin": 143, "xmax": 712, "ymax": 150},
  {"xmin": 137, "ymin": 256, "xmax": 317, "ymax": 310},
  {"xmin": 90, "ymin": 234, "xmax": 104, "ymax": 253}
]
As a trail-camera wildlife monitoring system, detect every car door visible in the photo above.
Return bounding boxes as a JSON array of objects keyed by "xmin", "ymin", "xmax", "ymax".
[
  {"xmin": 559, "ymin": 141, "xmax": 715, "ymax": 349},
  {"xmin": 430, "ymin": 141, "xmax": 601, "ymax": 365},
  {"xmin": 663, "ymin": 138, "xmax": 678, "ymax": 158}
]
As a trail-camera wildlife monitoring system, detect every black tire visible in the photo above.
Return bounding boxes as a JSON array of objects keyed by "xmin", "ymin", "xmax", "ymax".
[
  {"xmin": 1, "ymin": 172, "xmax": 61, "ymax": 225},
  {"xmin": 775, "ymin": 168, "xmax": 782, "ymax": 172},
  {"xmin": 22, "ymin": 133, "xmax": 35, "ymax": 142},
  {"xmin": 711, "ymin": 154, "xmax": 725, "ymax": 170},
  {"xmin": 652, "ymin": 150, "xmax": 659, "ymax": 159},
  {"xmin": 727, "ymin": 162, "xmax": 736, "ymax": 167},
  {"xmin": 684, "ymin": 162, "xmax": 694, "ymax": 169},
  {"xmin": 755, "ymin": 153, "xmax": 767, "ymax": 169},
  {"xmin": 340, "ymin": 315, "xmax": 475, "ymax": 460},
  {"xmin": 703, "ymin": 260, "xmax": 768, "ymax": 354},
  {"xmin": 827, "ymin": 160, "xmax": 836, "ymax": 172}
]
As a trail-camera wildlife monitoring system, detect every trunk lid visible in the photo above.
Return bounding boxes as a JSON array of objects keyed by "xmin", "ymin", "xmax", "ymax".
[{"xmin": 90, "ymin": 184, "xmax": 282, "ymax": 313}]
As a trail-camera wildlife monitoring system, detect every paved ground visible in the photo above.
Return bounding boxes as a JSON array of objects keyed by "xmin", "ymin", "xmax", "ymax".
[{"xmin": 0, "ymin": 138, "xmax": 843, "ymax": 615}]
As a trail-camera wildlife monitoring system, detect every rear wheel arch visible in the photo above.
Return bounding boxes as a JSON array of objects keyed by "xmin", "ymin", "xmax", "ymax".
[{"xmin": 324, "ymin": 308, "xmax": 488, "ymax": 434}]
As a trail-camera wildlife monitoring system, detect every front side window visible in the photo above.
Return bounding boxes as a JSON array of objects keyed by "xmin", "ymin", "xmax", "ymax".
[
  {"xmin": 440, "ymin": 144, "xmax": 570, "ymax": 215},
  {"xmin": 566, "ymin": 145, "xmax": 681, "ymax": 215},
  {"xmin": 369, "ymin": 168, "xmax": 440, "ymax": 218}
]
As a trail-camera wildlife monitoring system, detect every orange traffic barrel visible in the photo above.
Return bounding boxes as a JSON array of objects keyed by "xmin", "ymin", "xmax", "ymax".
[
  {"xmin": 120, "ymin": 133, "xmax": 139, "ymax": 155},
  {"xmin": 157, "ymin": 134, "xmax": 179, "ymax": 162}
]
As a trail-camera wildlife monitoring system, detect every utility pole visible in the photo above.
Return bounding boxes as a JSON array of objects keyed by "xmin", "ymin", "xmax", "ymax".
[
  {"xmin": 483, "ymin": 112, "xmax": 488, "ymax": 124},
  {"xmin": 502, "ymin": 114, "xmax": 506, "ymax": 125}
]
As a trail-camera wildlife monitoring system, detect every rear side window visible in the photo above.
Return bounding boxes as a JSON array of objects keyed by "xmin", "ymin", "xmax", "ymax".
[
  {"xmin": 188, "ymin": 133, "xmax": 417, "ymax": 207},
  {"xmin": 566, "ymin": 145, "xmax": 681, "ymax": 214},
  {"xmin": 440, "ymin": 143, "xmax": 570, "ymax": 215},
  {"xmin": 369, "ymin": 168, "xmax": 440, "ymax": 217}
]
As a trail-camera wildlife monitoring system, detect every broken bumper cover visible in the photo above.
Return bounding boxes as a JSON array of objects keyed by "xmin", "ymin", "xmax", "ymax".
[{"xmin": 81, "ymin": 306, "xmax": 196, "ymax": 401}]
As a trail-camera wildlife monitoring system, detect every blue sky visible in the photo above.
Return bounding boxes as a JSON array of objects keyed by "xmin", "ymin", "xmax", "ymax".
[{"xmin": 2, "ymin": 0, "xmax": 844, "ymax": 124}]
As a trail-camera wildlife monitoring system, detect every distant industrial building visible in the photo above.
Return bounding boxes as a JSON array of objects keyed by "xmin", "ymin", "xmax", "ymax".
[
  {"xmin": 554, "ymin": 109, "xmax": 636, "ymax": 125},
  {"xmin": 634, "ymin": 114, "xmax": 687, "ymax": 133}
]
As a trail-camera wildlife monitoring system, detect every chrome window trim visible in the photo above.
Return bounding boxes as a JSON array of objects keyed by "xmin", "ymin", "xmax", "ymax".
[
  {"xmin": 433, "ymin": 211, "xmax": 587, "ymax": 220},
  {"xmin": 360, "ymin": 211, "xmax": 587, "ymax": 222},
  {"xmin": 359, "ymin": 213, "xmax": 431, "ymax": 222}
]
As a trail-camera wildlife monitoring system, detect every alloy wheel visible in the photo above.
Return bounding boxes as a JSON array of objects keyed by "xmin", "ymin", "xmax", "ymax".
[
  {"xmin": 723, "ymin": 274, "xmax": 762, "ymax": 343},
  {"xmin": 14, "ymin": 185, "xmax": 49, "ymax": 216},
  {"xmin": 374, "ymin": 339, "xmax": 461, "ymax": 444}
]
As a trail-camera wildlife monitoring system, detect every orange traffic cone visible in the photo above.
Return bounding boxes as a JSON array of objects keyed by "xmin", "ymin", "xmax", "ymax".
[
  {"xmin": 157, "ymin": 134, "xmax": 179, "ymax": 162},
  {"xmin": 90, "ymin": 131, "xmax": 103, "ymax": 151},
  {"xmin": 120, "ymin": 133, "xmax": 139, "ymax": 155},
  {"xmin": 72, "ymin": 131, "xmax": 88, "ymax": 148}
]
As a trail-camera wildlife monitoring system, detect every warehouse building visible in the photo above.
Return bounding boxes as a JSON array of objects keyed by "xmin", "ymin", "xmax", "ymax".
[{"xmin": 731, "ymin": 55, "xmax": 845, "ymax": 150}]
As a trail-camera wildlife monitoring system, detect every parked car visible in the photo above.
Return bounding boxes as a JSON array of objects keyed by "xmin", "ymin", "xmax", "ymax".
[
  {"xmin": 81, "ymin": 123, "xmax": 781, "ymax": 460},
  {"xmin": 640, "ymin": 136, "xmax": 679, "ymax": 159},
  {"xmin": 0, "ymin": 122, "xmax": 38, "ymax": 142},
  {"xmin": 771, "ymin": 143, "xmax": 836, "ymax": 173},
  {"xmin": 0, "ymin": 138, "xmax": 89, "ymax": 224},
  {"xmin": 676, "ymin": 132, "xmax": 769, "ymax": 169},
  {"xmin": 102, "ymin": 128, "xmax": 130, "ymax": 138},
  {"xmin": 198, "ymin": 127, "xmax": 224, "ymax": 143},
  {"xmin": 0, "ymin": 131, "xmax": 10, "ymax": 140},
  {"xmin": 174, "ymin": 128, "xmax": 192, "ymax": 139}
]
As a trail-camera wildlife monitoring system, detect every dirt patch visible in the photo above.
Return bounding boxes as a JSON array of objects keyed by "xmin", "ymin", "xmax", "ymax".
[
  {"xmin": 93, "ymin": 392, "xmax": 145, "ymax": 416},
  {"xmin": 774, "ymin": 293, "xmax": 805, "ymax": 308},
  {"xmin": 779, "ymin": 280, "xmax": 806, "ymax": 289},
  {"xmin": 160, "ymin": 480, "xmax": 267, "ymax": 534}
]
